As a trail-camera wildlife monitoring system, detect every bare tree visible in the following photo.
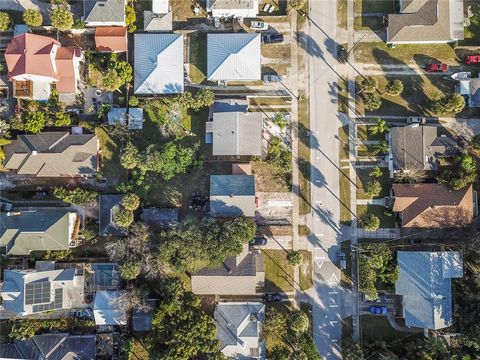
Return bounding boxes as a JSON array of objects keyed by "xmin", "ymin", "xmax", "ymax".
[
  {"xmin": 394, "ymin": 166, "xmax": 426, "ymax": 183},
  {"xmin": 114, "ymin": 284, "xmax": 152, "ymax": 312}
]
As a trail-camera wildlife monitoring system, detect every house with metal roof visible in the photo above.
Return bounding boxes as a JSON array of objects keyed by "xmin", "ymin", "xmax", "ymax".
[
  {"xmin": 210, "ymin": 175, "xmax": 256, "ymax": 217},
  {"xmin": 84, "ymin": 0, "xmax": 126, "ymax": 27},
  {"xmin": 206, "ymin": 0, "xmax": 259, "ymax": 18},
  {"xmin": 390, "ymin": 125, "xmax": 458, "ymax": 176},
  {"xmin": 391, "ymin": 183, "xmax": 474, "ymax": 228},
  {"xmin": 99, "ymin": 195, "xmax": 129, "ymax": 237},
  {"xmin": 0, "ymin": 209, "xmax": 79, "ymax": 256},
  {"xmin": 95, "ymin": 26, "xmax": 128, "ymax": 52},
  {"xmin": 107, "ymin": 107, "xmax": 144, "ymax": 129},
  {"xmin": 214, "ymin": 302, "xmax": 265, "ymax": 359},
  {"xmin": 207, "ymin": 33, "xmax": 261, "ymax": 82},
  {"xmin": 132, "ymin": 299, "xmax": 157, "ymax": 332},
  {"xmin": 1, "ymin": 268, "xmax": 85, "ymax": 317},
  {"xmin": 386, "ymin": 0, "xmax": 464, "ymax": 44},
  {"xmin": 192, "ymin": 244, "xmax": 265, "ymax": 295},
  {"xmin": 208, "ymin": 99, "xmax": 263, "ymax": 156},
  {"xmin": 396, "ymin": 251, "xmax": 463, "ymax": 329},
  {"xmin": 0, "ymin": 333, "xmax": 96, "ymax": 359},
  {"xmin": 3, "ymin": 131, "xmax": 98, "ymax": 177},
  {"xmin": 134, "ymin": 33, "xmax": 184, "ymax": 94},
  {"xmin": 94, "ymin": 291, "xmax": 127, "ymax": 326}
]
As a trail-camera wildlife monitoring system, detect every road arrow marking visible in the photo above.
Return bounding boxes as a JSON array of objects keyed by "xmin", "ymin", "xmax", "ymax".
[{"xmin": 329, "ymin": 321, "xmax": 338, "ymax": 326}]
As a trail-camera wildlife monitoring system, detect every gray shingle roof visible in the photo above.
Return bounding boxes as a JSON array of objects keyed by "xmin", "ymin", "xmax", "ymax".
[
  {"xmin": 0, "ymin": 333, "xmax": 96, "ymax": 360},
  {"xmin": 212, "ymin": 100, "xmax": 262, "ymax": 156},
  {"xmin": 84, "ymin": 0, "xmax": 126, "ymax": 24},
  {"xmin": 144, "ymin": 11, "xmax": 173, "ymax": 31},
  {"xmin": 99, "ymin": 195, "xmax": 128, "ymax": 236},
  {"xmin": 134, "ymin": 33, "xmax": 184, "ymax": 94},
  {"xmin": 3, "ymin": 132, "xmax": 97, "ymax": 177},
  {"xmin": 395, "ymin": 251, "xmax": 463, "ymax": 329},
  {"xmin": 207, "ymin": 33, "xmax": 261, "ymax": 81},
  {"xmin": 210, "ymin": 175, "xmax": 256, "ymax": 217},
  {"xmin": 0, "ymin": 209, "xmax": 74, "ymax": 255},
  {"xmin": 391, "ymin": 125, "xmax": 458, "ymax": 171}
]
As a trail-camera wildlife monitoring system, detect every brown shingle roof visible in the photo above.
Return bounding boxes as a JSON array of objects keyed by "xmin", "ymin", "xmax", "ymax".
[{"xmin": 392, "ymin": 183, "xmax": 474, "ymax": 227}]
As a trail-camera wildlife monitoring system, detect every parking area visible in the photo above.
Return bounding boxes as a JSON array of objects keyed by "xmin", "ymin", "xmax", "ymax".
[{"xmin": 255, "ymin": 192, "xmax": 293, "ymax": 226}]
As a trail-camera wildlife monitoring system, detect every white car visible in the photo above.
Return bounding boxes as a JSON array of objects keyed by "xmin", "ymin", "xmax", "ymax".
[
  {"xmin": 406, "ymin": 116, "xmax": 426, "ymax": 124},
  {"xmin": 263, "ymin": 74, "xmax": 282, "ymax": 83},
  {"xmin": 250, "ymin": 21, "xmax": 268, "ymax": 30}
]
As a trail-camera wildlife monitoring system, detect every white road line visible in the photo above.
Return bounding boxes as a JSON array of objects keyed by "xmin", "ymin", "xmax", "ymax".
[
  {"xmin": 329, "ymin": 304, "xmax": 338, "ymax": 308},
  {"xmin": 328, "ymin": 291, "xmax": 338, "ymax": 295},
  {"xmin": 315, "ymin": 233, "xmax": 324, "ymax": 236}
]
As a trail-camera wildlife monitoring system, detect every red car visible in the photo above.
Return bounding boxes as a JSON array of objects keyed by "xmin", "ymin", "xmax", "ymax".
[
  {"xmin": 426, "ymin": 63, "xmax": 448, "ymax": 72},
  {"xmin": 466, "ymin": 55, "xmax": 480, "ymax": 64}
]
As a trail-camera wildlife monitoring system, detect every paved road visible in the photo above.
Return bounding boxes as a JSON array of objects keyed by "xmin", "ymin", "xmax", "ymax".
[{"xmin": 307, "ymin": 1, "xmax": 348, "ymax": 359}]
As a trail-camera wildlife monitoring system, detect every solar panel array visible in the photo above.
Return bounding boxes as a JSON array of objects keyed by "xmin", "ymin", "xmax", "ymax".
[
  {"xmin": 31, "ymin": 289, "xmax": 63, "ymax": 313},
  {"xmin": 25, "ymin": 282, "xmax": 51, "ymax": 305}
]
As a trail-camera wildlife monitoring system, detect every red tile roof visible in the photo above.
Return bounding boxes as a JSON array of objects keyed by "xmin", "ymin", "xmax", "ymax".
[{"xmin": 95, "ymin": 27, "xmax": 128, "ymax": 52}]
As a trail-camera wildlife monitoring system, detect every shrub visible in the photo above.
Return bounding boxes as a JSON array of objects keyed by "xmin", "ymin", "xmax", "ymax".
[
  {"xmin": 0, "ymin": 12, "xmax": 11, "ymax": 31},
  {"xmin": 364, "ymin": 180, "xmax": 382, "ymax": 198},
  {"xmin": 369, "ymin": 166, "xmax": 382, "ymax": 178},
  {"xmin": 361, "ymin": 214, "xmax": 380, "ymax": 232},
  {"xmin": 114, "ymin": 208, "xmax": 134, "ymax": 228},
  {"xmin": 287, "ymin": 250, "xmax": 302, "ymax": 266},
  {"xmin": 24, "ymin": 111, "xmax": 46, "ymax": 133},
  {"xmin": 289, "ymin": 310, "xmax": 309, "ymax": 334},
  {"xmin": 53, "ymin": 111, "xmax": 72, "ymax": 127},
  {"xmin": 120, "ymin": 261, "xmax": 141, "ymax": 280},
  {"xmin": 51, "ymin": 6, "xmax": 73, "ymax": 31},
  {"xmin": 53, "ymin": 187, "xmax": 98, "ymax": 205},
  {"xmin": 23, "ymin": 9, "xmax": 43, "ymax": 27},
  {"xmin": 125, "ymin": 4, "xmax": 136, "ymax": 32},
  {"xmin": 128, "ymin": 96, "xmax": 139, "ymax": 107},
  {"xmin": 385, "ymin": 79, "xmax": 404, "ymax": 96}
]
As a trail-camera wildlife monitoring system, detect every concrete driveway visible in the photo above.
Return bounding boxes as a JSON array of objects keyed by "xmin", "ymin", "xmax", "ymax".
[{"xmin": 0, "ymin": 0, "xmax": 52, "ymax": 23}]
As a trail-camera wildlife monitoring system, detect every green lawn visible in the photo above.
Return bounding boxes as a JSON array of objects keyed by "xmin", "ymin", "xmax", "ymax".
[
  {"xmin": 354, "ymin": 42, "xmax": 459, "ymax": 65},
  {"xmin": 338, "ymin": 125, "xmax": 349, "ymax": 161},
  {"xmin": 340, "ymin": 241, "xmax": 353, "ymax": 288},
  {"xmin": 338, "ymin": 77, "xmax": 349, "ymax": 114},
  {"xmin": 338, "ymin": 0, "xmax": 347, "ymax": 29},
  {"xmin": 355, "ymin": 75, "xmax": 455, "ymax": 117},
  {"xmin": 299, "ymin": 250, "xmax": 313, "ymax": 290},
  {"xmin": 354, "ymin": 0, "xmax": 395, "ymax": 13},
  {"xmin": 338, "ymin": 125, "xmax": 352, "ymax": 225},
  {"xmin": 357, "ymin": 125, "xmax": 387, "ymax": 142},
  {"xmin": 462, "ymin": 1, "xmax": 480, "ymax": 45},
  {"xmin": 356, "ymin": 168, "xmax": 390, "ymax": 199},
  {"xmin": 353, "ymin": 16, "xmax": 382, "ymax": 30},
  {"xmin": 264, "ymin": 250, "xmax": 295, "ymax": 292},
  {"xmin": 357, "ymin": 205, "xmax": 396, "ymax": 228},
  {"xmin": 299, "ymin": 96, "xmax": 311, "ymax": 215},
  {"xmin": 252, "ymin": 160, "xmax": 292, "ymax": 193},
  {"xmin": 356, "ymin": 144, "xmax": 387, "ymax": 156},
  {"xmin": 95, "ymin": 126, "xmax": 128, "ymax": 187},
  {"xmin": 361, "ymin": 315, "xmax": 418, "ymax": 344},
  {"xmin": 188, "ymin": 32, "xmax": 207, "ymax": 84}
]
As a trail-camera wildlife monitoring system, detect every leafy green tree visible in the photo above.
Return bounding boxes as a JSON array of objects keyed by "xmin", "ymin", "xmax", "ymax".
[
  {"xmin": 51, "ymin": 6, "xmax": 73, "ymax": 31},
  {"xmin": 360, "ymin": 76, "xmax": 378, "ymax": 94},
  {"xmin": 24, "ymin": 111, "xmax": 46, "ymax": 133},
  {"xmin": 10, "ymin": 321, "xmax": 43, "ymax": 340},
  {"xmin": 363, "ymin": 94, "xmax": 382, "ymax": 111},
  {"xmin": 53, "ymin": 187, "xmax": 98, "ymax": 204},
  {"xmin": 192, "ymin": 89, "xmax": 215, "ymax": 111},
  {"xmin": 267, "ymin": 136, "xmax": 292, "ymax": 171},
  {"xmin": 122, "ymin": 193, "xmax": 140, "ymax": 211},
  {"xmin": 343, "ymin": 342, "xmax": 365, "ymax": 360},
  {"xmin": 371, "ymin": 140, "xmax": 389, "ymax": 155},
  {"xmin": 53, "ymin": 111, "xmax": 72, "ymax": 127},
  {"xmin": 369, "ymin": 118, "xmax": 389, "ymax": 135},
  {"xmin": 385, "ymin": 79, "xmax": 404, "ymax": 96},
  {"xmin": 125, "ymin": 4, "xmax": 136, "ymax": 33},
  {"xmin": 439, "ymin": 154, "xmax": 477, "ymax": 190},
  {"xmin": 0, "ymin": 12, "xmax": 11, "ymax": 31},
  {"xmin": 23, "ymin": 9, "xmax": 43, "ymax": 26},
  {"xmin": 273, "ymin": 113, "xmax": 289, "ymax": 129},
  {"xmin": 157, "ymin": 217, "xmax": 256, "ymax": 272},
  {"xmin": 0, "ymin": 138, "xmax": 12, "ymax": 162},
  {"xmin": 369, "ymin": 166, "xmax": 382, "ymax": 178},
  {"xmin": 287, "ymin": 250, "xmax": 302, "ymax": 266},
  {"xmin": 361, "ymin": 214, "xmax": 380, "ymax": 232},
  {"xmin": 289, "ymin": 310, "xmax": 309, "ymax": 334},
  {"xmin": 0, "ymin": 119, "xmax": 11, "ymax": 138},
  {"xmin": 114, "ymin": 208, "xmax": 134, "ymax": 229},
  {"xmin": 102, "ymin": 57, "xmax": 133, "ymax": 91},
  {"xmin": 121, "ymin": 142, "xmax": 141, "ymax": 169},
  {"xmin": 364, "ymin": 180, "xmax": 382, "ymax": 198},
  {"xmin": 43, "ymin": 250, "xmax": 71, "ymax": 261},
  {"xmin": 430, "ymin": 93, "xmax": 465, "ymax": 116},
  {"xmin": 128, "ymin": 96, "xmax": 139, "ymax": 107},
  {"xmin": 150, "ymin": 279, "xmax": 223, "ymax": 360},
  {"xmin": 120, "ymin": 260, "xmax": 141, "ymax": 280}
]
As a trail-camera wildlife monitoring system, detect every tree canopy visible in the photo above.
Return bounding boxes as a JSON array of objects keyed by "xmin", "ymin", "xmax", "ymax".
[
  {"xmin": 51, "ymin": 6, "xmax": 74, "ymax": 31},
  {"xmin": 360, "ymin": 214, "xmax": 380, "ymax": 232},
  {"xmin": 24, "ymin": 111, "xmax": 46, "ymax": 133},
  {"xmin": 53, "ymin": 187, "xmax": 98, "ymax": 205},
  {"xmin": 157, "ymin": 217, "xmax": 256, "ymax": 273},
  {"xmin": 430, "ymin": 93, "xmax": 465, "ymax": 116},
  {"xmin": 439, "ymin": 154, "xmax": 477, "ymax": 190},
  {"xmin": 363, "ymin": 94, "xmax": 382, "ymax": 111},
  {"xmin": 0, "ymin": 12, "xmax": 11, "ymax": 31},
  {"xmin": 23, "ymin": 9, "xmax": 43, "ymax": 26},
  {"xmin": 385, "ymin": 79, "xmax": 404, "ymax": 96},
  {"xmin": 360, "ymin": 76, "xmax": 378, "ymax": 94}
]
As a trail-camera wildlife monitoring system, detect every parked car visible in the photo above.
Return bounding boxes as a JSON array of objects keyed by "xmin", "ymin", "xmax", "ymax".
[
  {"xmin": 337, "ymin": 250, "xmax": 347, "ymax": 270},
  {"xmin": 262, "ymin": 33, "xmax": 284, "ymax": 44},
  {"xmin": 406, "ymin": 116, "xmax": 426, "ymax": 125},
  {"xmin": 250, "ymin": 21, "xmax": 268, "ymax": 30},
  {"xmin": 249, "ymin": 237, "xmax": 267, "ymax": 246},
  {"xmin": 263, "ymin": 74, "xmax": 282, "ymax": 83},
  {"xmin": 264, "ymin": 293, "xmax": 283, "ymax": 302},
  {"xmin": 214, "ymin": 17, "xmax": 220, "ymax": 28},
  {"xmin": 466, "ymin": 55, "xmax": 480, "ymax": 64},
  {"xmin": 369, "ymin": 306, "xmax": 388, "ymax": 315},
  {"xmin": 0, "ymin": 201, "xmax": 13, "ymax": 212},
  {"xmin": 71, "ymin": 308, "xmax": 93, "ymax": 319},
  {"xmin": 426, "ymin": 63, "xmax": 448, "ymax": 72}
]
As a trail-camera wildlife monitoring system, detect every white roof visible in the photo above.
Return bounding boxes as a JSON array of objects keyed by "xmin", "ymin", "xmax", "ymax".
[
  {"xmin": 152, "ymin": 0, "xmax": 169, "ymax": 13},
  {"xmin": 207, "ymin": 33, "xmax": 261, "ymax": 81},
  {"xmin": 134, "ymin": 33, "xmax": 184, "ymax": 94},
  {"xmin": 94, "ymin": 291, "xmax": 127, "ymax": 325}
]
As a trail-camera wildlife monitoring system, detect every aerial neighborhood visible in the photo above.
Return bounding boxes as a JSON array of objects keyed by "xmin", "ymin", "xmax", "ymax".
[{"xmin": 0, "ymin": 0, "xmax": 479, "ymax": 359}]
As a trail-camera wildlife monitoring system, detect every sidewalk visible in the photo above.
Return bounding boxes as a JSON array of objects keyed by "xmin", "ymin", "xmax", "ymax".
[
  {"xmin": 356, "ymin": 198, "xmax": 385, "ymax": 206},
  {"xmin": 354, "ymin": 228, "xmax": 400, "ymax": 239}
]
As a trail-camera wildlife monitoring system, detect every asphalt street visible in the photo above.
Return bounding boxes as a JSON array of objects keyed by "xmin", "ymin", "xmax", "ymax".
[{"xmin": 307, "ymin": 1, "xmax": 347, "ymax": 358}]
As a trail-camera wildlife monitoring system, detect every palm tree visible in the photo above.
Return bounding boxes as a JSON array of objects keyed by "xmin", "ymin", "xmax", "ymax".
[
  {"xmin": 369, "ymin": 118, "xmax": 390, "ymax": 135},
  {"xmin": 394, "ymin": 166, "xmax": 426, "ymax": 183},
  {"xmin": 371, "ymin": 140, "xmax": 389, "ymax": 155}
]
